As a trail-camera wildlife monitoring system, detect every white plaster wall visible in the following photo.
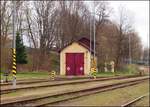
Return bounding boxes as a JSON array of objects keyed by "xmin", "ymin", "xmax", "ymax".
[{"xmin": 60, "ymin": 42, "xmax": 91, "ymax": 75}]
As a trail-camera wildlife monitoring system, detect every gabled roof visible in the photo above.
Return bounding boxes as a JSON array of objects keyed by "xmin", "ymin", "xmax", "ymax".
[{"xmin": 59, "ymin": 37, "xmax": 95, "ymax": 54}]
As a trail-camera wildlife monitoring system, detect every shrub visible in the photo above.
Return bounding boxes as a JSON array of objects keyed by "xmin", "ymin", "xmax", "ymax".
[{"xmin": 122, "ymin": 64, "xmax": 139, "ymax": 74}]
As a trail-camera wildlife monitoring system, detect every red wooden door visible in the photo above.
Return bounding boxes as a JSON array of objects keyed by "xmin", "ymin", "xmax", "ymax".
[
  {"xmin": 75, "ymin": 53, "xmax": 84, "ymax": 75},
  {"xmin": 66, "ymin": 53, "xmax": 84, "ymax": 76},
  {"xmin": 66, "ymin": 53, "xmax": 75, "ymax": 75}
]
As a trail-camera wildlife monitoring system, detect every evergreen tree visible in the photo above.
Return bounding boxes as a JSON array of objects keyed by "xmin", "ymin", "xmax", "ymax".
[{"xmin": 16, "ymin": 32, "xmax": 28, "ymax": 64}]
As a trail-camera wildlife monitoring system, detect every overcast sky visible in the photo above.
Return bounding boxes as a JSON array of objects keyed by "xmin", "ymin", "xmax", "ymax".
[
  {"xmin": 108, "ymin": 1, "xmax": 149, "ymax": 48},
  {"xmin": 86, "ymin": 1, "xmax": 149, "ymax": 48}
]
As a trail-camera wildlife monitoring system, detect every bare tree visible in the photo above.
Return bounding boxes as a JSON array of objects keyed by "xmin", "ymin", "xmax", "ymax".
[
  {"xmin": 142, "ymin": 47, "xmax": 149, "ymax": 65},
  {"xmin": 1, "ymin": 1, "xmax": 144, "ymax": 72},
  {"xmin": 55, "ymin": 1, "xmax": 90, "ymax": 49},
  {"xmin": 1, "ymin": 1, "xmax": 13, "ymax": 46},
  {"xmin": 0, "ymin": 1, "xmax": 24, "ymax": 72},
  {"xmin": 115, "ymin": 6, "xmax": 136, "ymax": 69},
  {"xmin": 92, "ymin": 1, "xmax": 112, "ymax": 70},
  {"xmin": 23, "ymin": 1, "xmax": 58, "ymax": 71}
]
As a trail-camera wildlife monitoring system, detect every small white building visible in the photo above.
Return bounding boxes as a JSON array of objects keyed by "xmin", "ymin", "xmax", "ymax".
[{"xmin": 59, "ymin": 37, "xmax": 96, "ymax": 76}]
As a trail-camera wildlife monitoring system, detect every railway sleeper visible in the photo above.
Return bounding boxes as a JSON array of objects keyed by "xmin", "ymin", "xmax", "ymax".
[{"xmin": 1, "ymin": 77, "xmax": 149, "ymax": 107}]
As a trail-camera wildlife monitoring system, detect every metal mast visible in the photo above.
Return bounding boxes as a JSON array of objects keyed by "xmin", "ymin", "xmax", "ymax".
[
  {"xmin": 90, "ymin": 3, "xmax": 92, "ymax": 70},
  {"xmin": 12, "ymin": 1, "xmax": 16, "ymax": 49},
  {"xmin": 93, "ymin": 0, "xmax": 96, "ymax": 58},
  {"xmin": 12, "ymin": 1, "xmax": 17, "ymax": 88},
  {"xmin": 90, "ymin": 1, "xmax": 97, "ymax": 77},
  {"xmin": 90, "ymin": 10, "xmax": 92, "ymax": 69},
  {"xmin": 129, "ymin": 34, "xmax": 131, "ymax": 64}
]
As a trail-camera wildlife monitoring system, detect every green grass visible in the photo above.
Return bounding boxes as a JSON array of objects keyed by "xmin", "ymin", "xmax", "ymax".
[
  {"xmin": 50, "ymin": 51, "xmax": 59, "ymax": 73},
  {"xmin": 0, "ymin": 71, "xmax": 49, "ymax": 81},
  {"xmin": 0, "ymin": 63, "xmax": 143, "ymax": 81},
  {"xmin": 0, "ymin": 70, "xmax": 138, "ymax": 81},
  {"xmin": 95, "ymin": 64, "xmax": 143, "ymax": 77},
  {"xmin": 95, "ymin": 71, "xmax": 137, "ymax": 77},
  {"xmin": 95, "ymin": 72, "xmax": 115, "ymax": 77}
]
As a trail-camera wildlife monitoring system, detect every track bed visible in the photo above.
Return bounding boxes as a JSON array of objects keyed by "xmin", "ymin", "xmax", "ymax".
[
  {"xmin": 1, "ymin": 76, "xmax": 149, "ymax": 106},
  {"xmin": 1, "ymin": 75, "xmax": 142, "ymax": 94}
]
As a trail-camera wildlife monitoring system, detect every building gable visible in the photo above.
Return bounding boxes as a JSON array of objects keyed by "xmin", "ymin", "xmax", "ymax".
[
  {"xmin": 59, "ymin": 37, "xmax": 95, "ymax": 54},
  {"xmin": 61, "ymin": 42, "xmax": 89, "ymax": 53}
]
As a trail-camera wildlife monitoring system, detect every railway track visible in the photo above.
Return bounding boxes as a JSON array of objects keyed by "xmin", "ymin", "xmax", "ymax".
[
  {"xmin": 121, "ymin": 93, "xmax": 149, "ymax": 107},
  {"xmin": 1, "ymin": 75, "xmax": 143, "ymax": 94},
  {"xmin": 0, "ymin": 78, "xmax": 49, "ymax": 86},
  {"xmin": 0, "ymin": 77, "xmax": 83, "ymax": 86},
  {"xmin": 0, "ymin": 75, "xmax": 140, "ymax": 86},
  {"xmin": 0, "ymin": 76, "xmax": 94, "ymax": 85},
  {"xmin": 1, "ymin": 76, "xmax": 149, "ymax": 107}
]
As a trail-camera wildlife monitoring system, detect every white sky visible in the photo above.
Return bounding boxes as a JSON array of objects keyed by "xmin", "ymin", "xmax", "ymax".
[
  {"xmin": 86, "ymin": 1, "xmax": 149, "ymax": 48},
  {"xmin": 108, "ymin": 1, "xmax": 149, "ymax": 48}
]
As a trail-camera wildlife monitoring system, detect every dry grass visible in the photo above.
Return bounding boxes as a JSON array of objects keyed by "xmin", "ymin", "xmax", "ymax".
[
  {"xmin": 1, "ymin": 77, "xmax": 149, "ymax": 105},
  {"xmin": 52, "ymin": 81, "xmax": 149, "ymax": 106},
  {"xmin": 132, "ymin": 95, "xmax": 149, "ymax": 106}
]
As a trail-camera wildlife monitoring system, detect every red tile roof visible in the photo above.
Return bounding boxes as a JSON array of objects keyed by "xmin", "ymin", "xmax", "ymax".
[{"xmin": 59, "ymin": 37, "xmax": 95, "ymax": 54}]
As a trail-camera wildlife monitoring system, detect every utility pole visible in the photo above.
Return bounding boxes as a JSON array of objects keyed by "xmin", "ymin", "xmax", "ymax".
[
  {"xmin": 93, "ymin": 0, "xmax": 96, "ymax": 58},
  {"xmin": 90, "ymin": 1, "xmax": 97, "ymax": 78},
  {"xmin": 12, "ymin": 1, "xmax": 17, "ymax": 88},
  {"xmin": 90, "ymin": 9, "xmax": 92, "ymax": 70},
  {"xmin": 129, "ymin": 34, "xmax": 132, "ymax": 64}
]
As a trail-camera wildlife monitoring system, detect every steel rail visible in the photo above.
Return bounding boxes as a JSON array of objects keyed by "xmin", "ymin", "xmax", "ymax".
[
  {"xmin": 121, "ymin": 93, "xmax": 149, "ymax": 107},
  {"xmin": 1, "ymin": 75, "xmax": 135, "ymax": 86},
  {"xmin": 0, "ymin": 75, "xmax": 109, "ymax": 86},
  {"xmin": 0, "ymin": 75, "xmax": 141, "ymax": 86},
  {"xmin": 1, "ymin": 75, "xmax": 143, "ymax": 94},
  {"xmin": 43, "ymin": 80, "xmax": 148, "ymax": 107},
  {"xmin": 1, "ymin": 77, "xmax": 149, "ymax": 107}
]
